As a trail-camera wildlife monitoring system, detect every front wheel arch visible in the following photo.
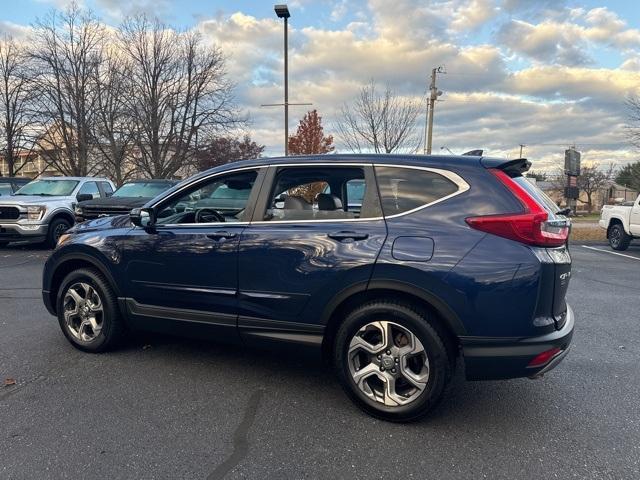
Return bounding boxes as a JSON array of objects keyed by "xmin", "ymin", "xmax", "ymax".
[{"xmin": 48, "ymin": 254, "xmax": 121, "ymax": 315}]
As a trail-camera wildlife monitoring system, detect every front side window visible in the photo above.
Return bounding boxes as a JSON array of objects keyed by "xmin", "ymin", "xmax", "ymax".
[
  {"xmin": 375, "ymin": 166, "xmax": 459, "ymax": 217},
  {"xmin": 156, "ymin": 170, "xmax": 258, "ymax": 225},
  {"xmin": 0, "ymin": 184, "xmax": 13, "ymax": 196},
  {"xmin": 78, "ymin": 181, "xmax": 100, "ymax": 199},
  {"xmin": 14, "ymin": 179, "xmax": 79, "ymax": 196},
  {"xmin": 264, "ymin": 166, "xmax": 378, "ymax": 221},
  {"xmin": 113, "ymin": 182, "xmax": 173, "ymax": 198}
]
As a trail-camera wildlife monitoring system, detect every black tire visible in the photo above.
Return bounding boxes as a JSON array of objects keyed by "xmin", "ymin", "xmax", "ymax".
[
  {"xmin": 608, "ymin": 223, "xmax": 631, "ymax": 251},
  {"xmin": 46, "ymin": 217, "xmax": 72, "ymax": 248},
  {"xmin": 56, "ymin": 268, "xmax": 125, "ymax": 353},
  {"xmin": 334, "ymin": 300, "xmax": 452, "ymax": 422}
]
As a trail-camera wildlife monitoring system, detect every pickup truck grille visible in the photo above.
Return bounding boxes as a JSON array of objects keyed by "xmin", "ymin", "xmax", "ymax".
[{"xmin": 0, "ymin": 206, "xmax": 20, "ymax": 220}]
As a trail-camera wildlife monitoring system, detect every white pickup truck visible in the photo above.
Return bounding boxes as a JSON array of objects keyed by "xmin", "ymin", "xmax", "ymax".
[
  {"xmin": 0, "ymin": 177, "xmax": 115, "ymax": 248},
  {"xmin": 599, "ymin": 194, "xmax": 640, "ymax": 250}
]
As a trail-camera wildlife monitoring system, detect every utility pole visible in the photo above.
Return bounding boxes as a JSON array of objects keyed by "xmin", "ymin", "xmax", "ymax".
[
  {"xmin": 425, "ymin": 66, "xmax": 444, "ymax": 155},
  {"xmin": 519, "ymin": 144, "xmax": 525, "ymax": 158}
]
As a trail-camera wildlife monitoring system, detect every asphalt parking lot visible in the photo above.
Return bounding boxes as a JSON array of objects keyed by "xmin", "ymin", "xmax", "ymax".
[{"xmin": 1, "ymin": 243, "xmax": 639, "ymax": 479}]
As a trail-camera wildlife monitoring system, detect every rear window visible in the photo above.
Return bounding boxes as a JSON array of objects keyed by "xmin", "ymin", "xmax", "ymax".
[
  {"xmin": 514, "ymin": 177, "xmax": 562, "ymax": 218},
  {"xmin": 375, "ymin": 166, "xmax": 459, "ymax": 217}
]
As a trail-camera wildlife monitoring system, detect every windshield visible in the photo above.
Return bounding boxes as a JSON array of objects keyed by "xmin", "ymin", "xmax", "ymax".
[
  {"xmin": 15, "ymin": 179, "xmax": 79, "ymax": 196},
  {"xmin": 0, "ymin": 184, "xmax": 13, "ymax": 196},
  {"xmin": 113, "ymin": 182, "xmax": 174, "ymax": 198}
]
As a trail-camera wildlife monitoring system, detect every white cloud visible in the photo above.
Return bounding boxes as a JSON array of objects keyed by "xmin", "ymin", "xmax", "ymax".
[
  {"xmin": 95, "ymin": 0, "xmax": 171, "ymax": 20},
  {"xmin": 7, "ymin": 0, "xmax": 639, "ymax": 168},
  {"xmin": 0, "ymin": 21, "xmax": 31, "ymax": 40},
  {"xmin": 496, "ymin": 7, "xmax": 640, "ymax": 66}
]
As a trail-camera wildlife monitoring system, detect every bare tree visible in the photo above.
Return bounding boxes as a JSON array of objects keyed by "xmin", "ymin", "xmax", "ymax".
[
  {"xmin": 119, "ymin": 15, "xmax": 239, "ymax": 179},
  {"xmin": 0, "ymin": 36, "xmax": 37, "ymax": 177},
  {"xmin": 92, "ymin": 53, "xmax": 136, "ymax": 186},
  {"xmin": 548, "ymin": 163, "xmax": 615, "ymax": 212},
  {"xmin": 29, "ymin": 3, "xmax": 105, "ymax": 176},
  {"xmin": 337, "ymin": 81, "xmax": 423, "ymax": 154},
  {"xmin": 576, "ymin": 163, "xmax": 615, "ymax": 213},
  {"xmin": 627, "ymin": 95, "xmax": 640, "ymax": 149}
]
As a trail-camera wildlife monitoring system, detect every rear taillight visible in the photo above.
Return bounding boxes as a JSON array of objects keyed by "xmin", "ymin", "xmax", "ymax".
[{"xmin": 466, "ymin": 169, "xmax": 569, "ymax": 247}]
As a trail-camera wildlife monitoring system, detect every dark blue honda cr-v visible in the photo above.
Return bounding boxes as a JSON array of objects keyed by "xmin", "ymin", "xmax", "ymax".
[{"xmin": 42, "ymin": 155, "xmax": 574, "ymax": 422}]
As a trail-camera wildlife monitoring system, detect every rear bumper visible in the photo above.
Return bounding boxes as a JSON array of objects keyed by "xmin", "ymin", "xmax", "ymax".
[
  {"xmin": 0, "ymin": 223, "xmax": 48, "ymax": 243},
  {"xmin": 461, "ymin": 304, "xmax": 574, "ymax": 380}
]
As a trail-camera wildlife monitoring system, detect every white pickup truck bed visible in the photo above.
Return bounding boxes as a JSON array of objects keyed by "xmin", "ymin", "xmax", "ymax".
[{"xmin": 599, "ymin": 194, "xmax": 640, "ymax": 250}]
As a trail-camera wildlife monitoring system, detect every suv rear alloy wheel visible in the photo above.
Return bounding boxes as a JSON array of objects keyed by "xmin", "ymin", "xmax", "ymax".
[
  {"xmin": 56, "ymin": 268, "xmax": 124, "ymax": 352},
  {"xmin": 334, "ymin": 300, "xmax": 451, "ymax": 422}
]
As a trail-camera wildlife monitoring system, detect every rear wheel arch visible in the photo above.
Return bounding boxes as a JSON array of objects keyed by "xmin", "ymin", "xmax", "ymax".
[
  {"xmin": 48, "ymin": 254, "xmax": 121, "ymax": 315},
  {"xmin": 607, "ymin": 217, "xmax": 625, "ymax": 236},
  {"xmin": 321, "ymin": 282, "xmax": 463, "ymax": 363}
]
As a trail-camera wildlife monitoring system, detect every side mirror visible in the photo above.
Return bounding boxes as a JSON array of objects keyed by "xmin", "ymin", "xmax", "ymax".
[
  {"xmin": 130, "ymin": 207, "xmax": 156, "ymax": 231},
  {"xmin": 76, "ymin": 193, "xmax": 93, "ymax": 202}
]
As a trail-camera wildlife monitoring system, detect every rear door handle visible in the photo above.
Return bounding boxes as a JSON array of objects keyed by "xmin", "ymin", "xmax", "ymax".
[
  {"xmin": 328, "ymin": 231, "xmax": 369, "ymax": 241},
  {"xmin": 206, "ymin": 231, "xmax": 237, "ymax": 241}
]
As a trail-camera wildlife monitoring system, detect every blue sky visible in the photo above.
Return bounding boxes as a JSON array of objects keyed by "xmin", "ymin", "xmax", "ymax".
[{"xmin": 2, "ymin": 0, "xmax": 639, "ymax": 168}]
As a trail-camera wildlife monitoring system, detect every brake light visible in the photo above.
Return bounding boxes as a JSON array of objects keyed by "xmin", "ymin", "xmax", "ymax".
[{"xmin": 466, "ymin": 169, "xmax": 569, "ymax": 247}]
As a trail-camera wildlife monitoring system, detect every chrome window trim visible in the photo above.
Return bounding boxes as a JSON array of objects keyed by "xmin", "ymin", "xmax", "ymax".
[
  {"xmin": 146, "ymin": 162, "xmax": 470, "ymax": 228},
  {"xmin": 156, "ymin": 221, "xmax": 251, "ymax": 228},
  {"xmin": 149, "ymin": 165, "xmax": 264, "ymax": 229},
  {"xmin": 378, "ymin": 165, "xmax": 470, "ymax": 220},
  {"xmin": 250, "ymin": 163, "xmax": 470, "ymax": 225},
  {"xmin": 149, "ymin": 165, "xmax": 265, "ymax": 210}
]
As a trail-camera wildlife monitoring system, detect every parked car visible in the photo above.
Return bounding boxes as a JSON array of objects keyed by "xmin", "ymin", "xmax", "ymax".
[
  {"xmin": 0, "ymin": 177, "xmax": 115, "ymax": 247},
  {"xmin": 599, "ymin": 194, "xmax": 640, "ymax": 250},
  {"xmin": 42, "ymin": 155, "xmax": 574, "ymax": 422},
  {"xmin": 75, "ymin": 179, "xmax": 179, "ymax": 223},
  {"xmin": 0, "ymin": 177, "xmax": 31, "ymax": 196}
]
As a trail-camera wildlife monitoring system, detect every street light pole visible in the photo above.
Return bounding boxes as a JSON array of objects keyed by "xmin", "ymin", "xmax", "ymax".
[
  {"xmin": 264, "ymin": 5, "xmax": 312, "ymax": 156},
  {"xmin": 284, "ymin": 14, "xmax": 289, "ymax": 156},
  {"xmin": 275, "ymin": 5, "xmax": 291, "ymax": 156}
]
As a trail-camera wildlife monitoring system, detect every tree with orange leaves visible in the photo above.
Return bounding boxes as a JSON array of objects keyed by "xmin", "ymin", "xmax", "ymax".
[{"xmin": 288, "ymin": 110, "xmax": 334, "ymax": 155}]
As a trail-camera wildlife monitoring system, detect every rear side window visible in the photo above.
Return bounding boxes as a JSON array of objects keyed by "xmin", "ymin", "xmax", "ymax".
[
  {"xmin": 375, "ymin": 166, "xmax": 459, "ymax": 217},
  {"xmin": 78, "ymin": 181, "xmax": 100, "ymax": 199},
  {"xmin": 514, "ymin": 177, "xmax": 561, "ymax": 217},
  {"xmin": 100, "ymin": 182, "xmax": 114, "ymax": 195}
]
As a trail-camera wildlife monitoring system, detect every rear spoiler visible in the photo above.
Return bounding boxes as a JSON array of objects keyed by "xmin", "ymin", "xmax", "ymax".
[{"xmin": 480, "ymin": 157, "xmax": 531, "ymax": 176}]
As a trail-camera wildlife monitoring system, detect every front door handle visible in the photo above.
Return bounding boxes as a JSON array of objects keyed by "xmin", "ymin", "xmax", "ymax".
[
  {"xmin": 328, "ymin": 231, "xmax": 369, "ymax": 241},
  {"xmin": 206, "ymin": 231, "xmax": 237, "ymax": 241}
]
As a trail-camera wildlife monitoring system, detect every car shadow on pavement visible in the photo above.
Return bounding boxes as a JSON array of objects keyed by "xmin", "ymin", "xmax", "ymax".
[{"xmin": 113, "ymin": 331, "xmax": 555, "ymax": 426}]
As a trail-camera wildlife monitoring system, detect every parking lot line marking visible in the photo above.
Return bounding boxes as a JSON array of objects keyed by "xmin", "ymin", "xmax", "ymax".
[{"xmin": 581, "ymin": 245, "xmax": 640, "ymax": 261}]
